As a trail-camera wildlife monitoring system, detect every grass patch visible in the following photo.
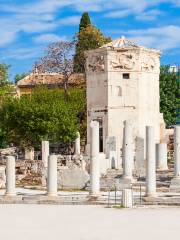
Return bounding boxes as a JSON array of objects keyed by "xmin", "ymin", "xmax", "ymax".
[{"xmin": 112, "ymin": 205, "xmax": 125, "ymax": 209}]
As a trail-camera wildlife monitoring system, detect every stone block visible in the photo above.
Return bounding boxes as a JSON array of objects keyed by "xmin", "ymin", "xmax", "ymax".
[
  {"xmin": 58, "ymin": 168, "xmax": 89, "ymax": 190},
  {"xmin": 170, "ymin": 178, "xmax": 180, "ymax": 192},
  {"xmin": 0, "ymin": 166, "xmax": 6, "ymax": 188}
]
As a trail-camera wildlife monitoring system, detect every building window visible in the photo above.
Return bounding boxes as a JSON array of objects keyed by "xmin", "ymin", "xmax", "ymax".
[{"xmin": 123, "ymin": 73, "xmax": 130, "ymax": 79}]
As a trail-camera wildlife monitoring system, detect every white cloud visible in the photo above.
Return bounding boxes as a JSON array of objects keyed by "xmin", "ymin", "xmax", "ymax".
[
  {"xmin": 104, "ymin": 10, "xmax": 132, "ymax": 18},
  {"xmin": 0, "ymin": 0, "xmax": 70, "ymax": 14},
  {"xmin": 0, "ymin": 0, "xmax": 179, "ymax": 52},
  {"xmin": 0, "ymin": 47, "xmax": 42, "ymax": 60},
  {"xmin": 135, "ymin": 10, "xmax": 163, "ymax": 21},
  {"xmin": 0, "ymin": 13, "xmax": 79, "ymax": 47},
  {"xmin": 58, "ymin": 16, "xmax": 80, "ymax": 26},
  {"xmin": 1, "ymin": 0, "xmax": 179, "ymax": 16},
  {"xmin": 34, "ymin": 34, "xmax": 66, "ymax": 44},
  {"xmin": 118, "ymin": 25, "xmax": 180, "ymax": 51},
  {"xmin": 0, "ymin": 30, "xmax": 18, "ymax": 47}
]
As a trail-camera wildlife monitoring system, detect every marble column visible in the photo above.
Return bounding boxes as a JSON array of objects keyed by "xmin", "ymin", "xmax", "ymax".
[
  {"xmin": 174, "ymin": 126, "xmax": 180, "ymax": 177},
  {"xmin": 42, "ymin": 141, "xmax": 49, "ymax": 168},
  {"xmin": 170, "ymin": 126, "xmax": 180, "ymax": 191},
  {"xmin": 122, "ymin": 120, "xmax": 133, "ymax": 181},
  {"xmin": 5, "ymin": 155, "xmax": 16, "ymax": 196},
  {"xmin": 90, "ymin": 120, "xmax": 100, "ymax": 196},
  {"xmin": 75, "ymin": 132, "xmax": 80, "ymax": 155},
  {"xmin": 121, "ymin": 189, "xmax": 133, "ymax": 208},
  {"xmin": 25, "ymin": 147, "xmax": 34, "ymax": 160},
  {"xmin": 146, "ymin": 126, "xmax": 156, "ymax": 197},
  {"xmin": 47, "ymin": 154, "xmax": 57, "ymax": 197},
  {"xmin": 156, "ymin": 143, "xmax": 168, "ymax": 171}
]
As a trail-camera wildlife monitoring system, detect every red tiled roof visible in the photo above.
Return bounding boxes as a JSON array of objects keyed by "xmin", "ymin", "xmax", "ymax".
[{"xmin": 17, "ymin": 73, "xmax": 85, "ymax": 87}]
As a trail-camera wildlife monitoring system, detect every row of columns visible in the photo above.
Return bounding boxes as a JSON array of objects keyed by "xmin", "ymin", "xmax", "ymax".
[
  {"xmin": 146, "ymin": 125, "xmax": 180, "ymax": 195},
  {"xmin": 5, "ymin": 151, "xmax": 132, "ymax": 207},
  {"xmin": 5, "ymin": 133, "xmax": 82, "ymax": 197},
  {"xmin": 4, "ymin": 123, "xmax": 179, "ymax": 199},
  {"xmin": 4, "ymin": 154, "xmax": 58, "ymax": 197},
  {"xmin": 89, "ymin": 120, "xmax": 170, "ymax": 197},
  {"xmin": 42, "ymin": 132, "xmax": 81, "ymax": 168}
]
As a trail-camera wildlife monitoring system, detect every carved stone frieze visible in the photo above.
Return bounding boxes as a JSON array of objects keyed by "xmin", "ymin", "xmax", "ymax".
[
  {"xmin": 141, "ymin": 54, "xmax": 157, "ymax": 72},
  {"xmin": 110, "ymin": 53, "xmax": 136, "ymax": 70},
  {"xmin": 87, "ymin": 55, "xmax": 105, "ymax": 73}
]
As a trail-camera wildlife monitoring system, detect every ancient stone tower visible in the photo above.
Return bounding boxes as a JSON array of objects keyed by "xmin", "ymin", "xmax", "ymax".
[{"xmin": 85, "ymin": 36, "xmax": 164, "ymax": 171}]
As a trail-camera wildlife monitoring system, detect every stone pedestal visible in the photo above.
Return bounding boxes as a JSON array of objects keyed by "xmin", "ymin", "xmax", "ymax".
[
  {"xmin": 122, "ymin": 120, "xmax": 133, "ymax": 181},
  {"xmin": 121, "ymin": 189, "xmax": 133, "ymax": 208},
  {"xmin": 156, "ymin": 143, "xmax": 168, "ymax": 171},
  {"xmin": 90, "ymin": 121, "xmax": 100, "ymax": 196},
  {"xmin": 5, "ymin": 155, "xmax": 16, "ymax": 196},
  {"xmin": 47, "ymin": 154, "xmax": 57, "ymax": 197},
  {"xmin": 170, "ymin": 126, "xmax": 180, "ymax": 191},
  {"xmin": 146, "ymin": 126, "xmax": 156, "ymax": 197},
  {"xmin": 0, "ymin": 166, "xmax": 6, "ymax": 188},
  {"xmin": 25, "ymin": 147, "xmax": 34, "ymax": 160},
  {"xmin": 75, "ymin": 132, "xmax": 81, "ymax": 155}
]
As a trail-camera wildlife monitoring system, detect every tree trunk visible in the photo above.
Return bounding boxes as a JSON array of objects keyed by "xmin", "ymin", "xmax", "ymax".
[{"xmin": 64, "ymin": 79, "xmax": 69, "ymax": 102}]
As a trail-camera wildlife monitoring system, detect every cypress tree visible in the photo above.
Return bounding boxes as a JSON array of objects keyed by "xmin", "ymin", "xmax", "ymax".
[
  {"xmin": 79, "ymin": 12, "xmax": 91, "ymax": 32},
  {"xmin": 73, "ymin": 13, "xmax": 111, "ymax": 73}
]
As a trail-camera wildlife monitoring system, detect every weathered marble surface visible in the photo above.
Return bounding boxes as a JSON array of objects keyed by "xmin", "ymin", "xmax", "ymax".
[{"xmin": 85, "ymin": 36, "xmax": 164, "ymax": 173}]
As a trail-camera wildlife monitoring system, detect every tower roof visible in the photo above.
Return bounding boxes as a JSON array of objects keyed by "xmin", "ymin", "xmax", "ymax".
[
  {"xmin": 100, "ymin": 36, "xmax": 160, "ymax": 54},
  {"xmin": 101, "ymin": 36, "xmax": 139, "ymax": 49}
]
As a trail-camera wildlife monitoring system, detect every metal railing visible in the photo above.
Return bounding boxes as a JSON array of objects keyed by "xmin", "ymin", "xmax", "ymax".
[{"xmin": 107, "ymin": 183, "xmax": 144, "ymax": 207}]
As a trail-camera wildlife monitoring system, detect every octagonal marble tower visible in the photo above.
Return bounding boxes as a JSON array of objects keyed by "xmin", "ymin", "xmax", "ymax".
[{"xmin": 85, "ymin": 36, "xmax": 164, "ymax": 171}]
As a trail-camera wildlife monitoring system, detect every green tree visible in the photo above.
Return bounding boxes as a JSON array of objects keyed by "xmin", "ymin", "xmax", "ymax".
[
  {"xmin": 0, "ymin": 63, "xmax": 10, "ymax": 86},
  {"xmin": 73, "ymin": 13, "xmax": 111, "ymax": 73},
  {"xmin": 0, "ymin": 85, "xmax": 15, "ymax": 148},
  {"xmin": 79, "ymin": 12, "xmax": 91, "ymax": 31},
  {"xmin": 160, "ymin": 66, "xmax": 180, "ymax": 126},
  {"xmin": 0, "ymin": 87, "xmax": 86, "ymax": 148},
  {"xmin": 14, "ymin": 73, "xmax": 28, "ymax": 84}
]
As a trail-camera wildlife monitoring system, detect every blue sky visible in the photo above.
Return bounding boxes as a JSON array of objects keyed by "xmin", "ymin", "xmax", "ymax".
[{"xmin": 0, "ymin": 0, "xmax": 180, "ymax": 81}]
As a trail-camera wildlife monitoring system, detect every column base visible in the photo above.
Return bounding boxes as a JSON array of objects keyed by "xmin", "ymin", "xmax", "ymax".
[
  {"xmin": 5, "ymin": 192, "xmax": 16, "ymax": 197},
  {"xmin": 145, "ymin": 192, "xmax": 157, "ymax": 198},
  {"xmin": 46, "ymin": 192, "xmax": 58, "ymax": 197},
  {"xmin": 170, "ymin": 177, "xmax": 180, "ymax": 192}
]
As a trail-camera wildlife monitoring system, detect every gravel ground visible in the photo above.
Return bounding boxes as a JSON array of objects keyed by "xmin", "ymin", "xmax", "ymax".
[{"xmin": 0, "ymin": 205, "xmax": 180, "ymax": 240}]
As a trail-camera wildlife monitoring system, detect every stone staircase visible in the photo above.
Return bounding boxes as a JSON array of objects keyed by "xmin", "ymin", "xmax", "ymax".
[{"xmin": 100, "ymin": 169, "xmax": 123, "ymax": 190}]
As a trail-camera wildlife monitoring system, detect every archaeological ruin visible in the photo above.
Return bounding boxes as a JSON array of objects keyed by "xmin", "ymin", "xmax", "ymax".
[{"xmin": 0, "ymin": 36, "xmax": 179, "ymax": 207}]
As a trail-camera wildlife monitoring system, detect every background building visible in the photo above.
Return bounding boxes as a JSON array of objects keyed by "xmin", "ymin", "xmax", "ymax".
[{"xmin": 16, "ymin": 73, "xmax": 85, "ymax": 96}]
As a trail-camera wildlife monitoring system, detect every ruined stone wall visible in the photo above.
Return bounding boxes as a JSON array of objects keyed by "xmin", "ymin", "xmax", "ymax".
[{"xmin": 0, "ymin": 155, "xmax": 90, "ymax": 190}]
